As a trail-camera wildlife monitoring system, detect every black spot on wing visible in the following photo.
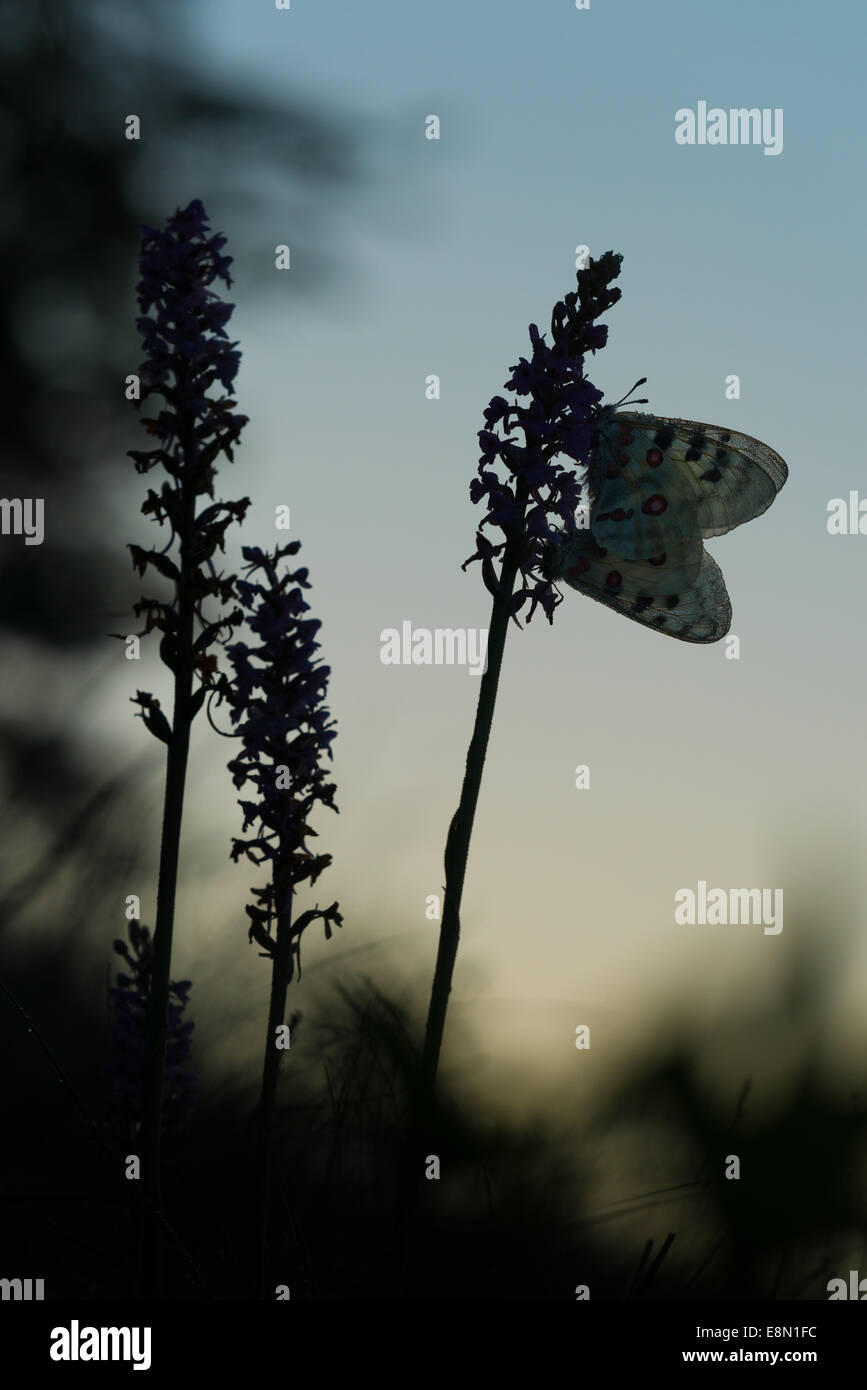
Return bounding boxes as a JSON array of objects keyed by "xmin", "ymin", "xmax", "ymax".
[
  {"xmin": 684, "ymin": 429, "xmax": 708, "ymax": 462},
  {"xmin": 700, "ymin": 466, "xmax": 723, "ymax": 482},
  {"xmin": 653, "ymin": 424, "xmax": 675, "ymax": 450},
  {"xmin": 665, "ymin": 594, "xmax": 680, "ymax": 608}
]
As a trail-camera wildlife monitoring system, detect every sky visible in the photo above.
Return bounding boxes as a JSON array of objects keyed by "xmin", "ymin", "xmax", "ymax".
[{"xmin": 73, "ymin": 0, "xmax": 867, "ymax": 1114}]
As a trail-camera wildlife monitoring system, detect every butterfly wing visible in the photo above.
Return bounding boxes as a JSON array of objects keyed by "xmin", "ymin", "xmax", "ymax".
[
  {"xmin": 550, "ymin": 527, "xmax": 732, "ymax": 643},
  {"xmin": 590, "ymin": 412, "xmax": 788, "ymax": 559},
  {"xmin": 548, "ymin": 409, "xmax": 787, "ymax": 642}
]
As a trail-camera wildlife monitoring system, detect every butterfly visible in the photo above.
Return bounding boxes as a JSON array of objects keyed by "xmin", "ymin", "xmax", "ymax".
[{"xmin": 545, "ymin": 404, "xmax": 788, "ymax": 642}]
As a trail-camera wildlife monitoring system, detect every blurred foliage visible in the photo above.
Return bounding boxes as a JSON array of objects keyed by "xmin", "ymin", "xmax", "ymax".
[
  {"xmin": 2, "ymin": 962, "xmax": 863, "ymax": 1299},
  {"xmin": 0, "ymin": 0, "xmax": 361, "ymax": 653}
]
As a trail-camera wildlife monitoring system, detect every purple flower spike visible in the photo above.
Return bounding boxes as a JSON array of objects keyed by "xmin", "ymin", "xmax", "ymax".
[
  {"xmin": 121, "ymin": 199, "xmax": 251, "ymax": 700},
  {"xmin": 463, "ymin": 251, "xmax": 623, "ymax": 623},
  {"xmin": 217, "ymin": 543, "xmax": 342, "ymax": 981}
]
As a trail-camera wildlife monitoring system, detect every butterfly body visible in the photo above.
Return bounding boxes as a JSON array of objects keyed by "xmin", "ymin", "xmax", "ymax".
[{"xmin": 547, "ymin": 409, "xmax": 787, "ymax": 642}]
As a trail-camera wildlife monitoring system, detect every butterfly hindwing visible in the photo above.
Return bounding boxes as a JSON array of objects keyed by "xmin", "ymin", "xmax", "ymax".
[
  {"xmin": 590, "ymin": 411, "xmax": 788, "ymax": 561},
  {"xmin": 551, "ymin": 527, "xmax": 732, "ymax": 643}
]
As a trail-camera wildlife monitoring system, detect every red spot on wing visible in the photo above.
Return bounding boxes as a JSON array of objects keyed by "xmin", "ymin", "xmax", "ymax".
[
  {"xmin": 642, "ymin": 494, "xmax": 668, "ymax": 516},
  {"xmin": 646, "ymin": 447, "xmax": 663, "ymax": 466}
]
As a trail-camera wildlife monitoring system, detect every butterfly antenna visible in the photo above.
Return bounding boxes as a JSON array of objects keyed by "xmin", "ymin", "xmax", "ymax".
[{"xmin": 615, "ymin": 377, "xmax": 648, "ymax": 407}]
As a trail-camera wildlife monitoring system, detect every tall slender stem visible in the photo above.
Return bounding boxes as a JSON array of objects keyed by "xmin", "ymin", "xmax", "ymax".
[
  {"xmin": 251, "ymin": 873, "xmax": 294, "ymax": 1298},
  {"xmin": 419, "ymin": 524, "xmax": 523, "ymax": 1108},
  {"xmin": 140, "ymin": 413, "xmax": 197, "ymax": 1297},
  {"xmin": 393, "ymin": 528, "xmax": 522, "ymax": 1295}
]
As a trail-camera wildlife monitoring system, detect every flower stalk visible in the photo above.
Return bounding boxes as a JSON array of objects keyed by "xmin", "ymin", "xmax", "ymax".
[
  {"xmin": 419, "ymin": 252, "xmax": 624, "ymax": 1109},
  {"xmin": 216, "ymin": 542, "xmax": 341, "ymax": 1296},
  {"xmin": 123, "ymin": 200, "xmax": 249, "ymax": 1291}
]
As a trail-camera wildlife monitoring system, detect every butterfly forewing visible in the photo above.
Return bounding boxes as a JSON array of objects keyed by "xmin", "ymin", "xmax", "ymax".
[{"xmin": 591, "ymin": 412, "xmax": 788, "ymax": 560}]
